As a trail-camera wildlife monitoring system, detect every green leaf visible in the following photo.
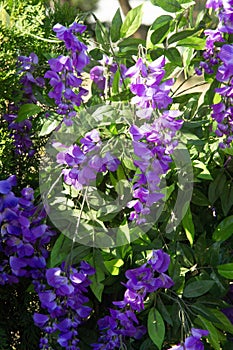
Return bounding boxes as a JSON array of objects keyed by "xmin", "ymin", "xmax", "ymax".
[
  {"xmin": 90, "ymin": 282, "xmax": 104, "ymax": 302},
  {"xmin": 183, "ymin": 280, "xmax": 215, "ymax": 298},
  {"xmin": 176, "ymin": 36, "xmax": 206, "ymax": 50},
  {"xmin": 191, "ymin": 189, "xmax": 210, "ymax": 206},
  {"xmin": 197, "ymin": 316, "xmax": 220, "ymax": 350},
  {"xmin": 220, "ymin": 181, "xmax": 233, "ymax": 216},
  {"xmin": 208, "ymin": 172, "xmax": 226, "ymax": 204},
  {"xmin": 120, "ymin": 4, "xmax": 143, "ymax": 38},
  {"xmin": 182, "ymin": 206, "xmax": 195, "ymax": 246},
  {"xmin": 16, "ymin": 103, "xmax": 42, "ymax": 122},
  {"xmin": 151, "ymin": 23, "xmax": 170, "ymax": 44},
  {"xmin": 217, "ymin": 263, "xmax": 233, "ymax": 279},
  {"xmin": 39, "ymin": 118, "xmax": 61, "ymax": 136},
  {"xmin": 157, "ymin": 296, "xmax": 173, "ymax": 326},
  {"xmin": 148, "ymin": 308, "xmax": 165, "ymax": 350},
  {"xmin": 150, "ymin": 0, "xmax": 181, "ymax": 13},
  {"xmin": 50, "ymin": 234, "xmax": 72, "ymax": 267},
  {"xmin": 168, "ymin": 28, "xmax": 199, "ymax": 45},
  {"xmin": 112, "ymin": 69, "xmax": 120, "ymax": 94},
  {"xmin": 110, "ymin": 8, "xmax": 122, "ymax": 42},
  {"xmin": 210, "ymin": 308, "xmax": 233, "ymax": 334},
  {"xmin": 95, "ymin": 19, "xmax": 109, "ymax": 49},
  {"xmin": 223, "ymin": 147, "xmax": 233, "ymax": 156},
  {"xmin": 164, "ymin": 47, "xmax": 182, "ymax": 67},
  {"xmin": 193, "ymin": 160, "xmax": 213, "ymax": 180},
  {"xmin": 104, "ymin": 259, "xmax": 124, "ymax": 275},
  {"xmin": 212, "ymin": 216, "xmax": 233, "ymax": 242},
  {"xmin": 151, "ymin": 15, "xmax": 173, "ymax": 30},
  {"xmin": 89, "ymin": 250, "xmax": 106, "ymax": 302}
]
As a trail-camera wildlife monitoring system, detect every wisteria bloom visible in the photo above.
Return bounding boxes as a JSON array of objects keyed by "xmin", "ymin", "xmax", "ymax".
[
  {"xmin": 44, "ymin": 22, "xmax": 90, "ymax": 126},
  {"xmin": 168, "ymin": 328, "xmax": 209, "ymax": 350},
  {"xmin": 92, "ymin": 249, "xmax": 173, "ymax": 349}
]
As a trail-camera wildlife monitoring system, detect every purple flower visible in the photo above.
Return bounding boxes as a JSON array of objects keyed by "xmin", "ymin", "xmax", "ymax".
[
  {"xmin": 33, "ymin": 313, "xmax": 49, "ymax": 327},
  {"xmin": 168, "ymin": 328, "xmax": 209, "ymax": 350},
  {"xmin": 206, "ymin": 0, "xmax": 223, "ymax": 9}
]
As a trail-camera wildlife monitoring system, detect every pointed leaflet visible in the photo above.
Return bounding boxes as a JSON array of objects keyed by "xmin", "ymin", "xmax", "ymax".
[
  {"xmin": 120, "ymin": 4, "xmax": 143, "ymax": 39},
  {"xmin": 16, "ymin": 103, "xmax": 42, "ymax": 122},
  {"xmin": 182, "ymin": 206, "xmax": 195, "ymax": 246},
  {"xmin": 150, "ymin": 0, "xmax": 181, "ymax": 13},
  {"xmin": 183, "ymin": 280, "xmax": 215, "ymax": 298},
  {"xmin": 110, "ymin": 8, "xmax": 122, "ymax": 42},
  {"xmin": 148, "ymin": 308, "xmax": 165, "ymax": 350},
  {"xmin": 212, "ymin": 216, "xmax": 233, "ymax": 242}
]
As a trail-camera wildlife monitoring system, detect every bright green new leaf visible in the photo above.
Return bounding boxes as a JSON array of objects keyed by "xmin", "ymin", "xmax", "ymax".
[
  {"xmin": 104, "ymin": 259, "xmax": 124, "ymax": 275},
  {"xmin": 39, "ymin": 118, "xmax": 61, "ymax": 136},
  {"xmin": 120, "ymin": 4, "xmax": 143, "ymax": 38},
  {"xmin": 217, "ymin": 263, "xmax": 233, "ymax": 279},
  {"xmin": 148, "ymin": 308, "xmax": 165, "ymax": 349},
  {"xmin": 182, "ymin": 206, "xmax": 195, "ymax": 246},
  {"xmin": 212, "ymin": 216, "xmax": 233, "ymax": 242},
  {"xmin": 176, "ymin": 36, "xmax": 206, "ymax": 50}
]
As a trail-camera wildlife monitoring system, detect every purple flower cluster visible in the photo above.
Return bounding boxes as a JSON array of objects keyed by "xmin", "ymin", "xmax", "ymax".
[
  {"xmin": 195, "ymin": 29, "xmax": 223, "ymax": 76},
  {"xmin": 18, "ymin": 52, "xmax": 45, "ymax": 102},
  {"xmin": 4, "ymin": 107, "xmax": 35, "ymax": 157},
  {"xmin": 125, "ymin": 56, "xmax": 174, "ymax": 119},
  {"xmin": 0, "ymin": 175, "xmax": 55, "ymax": 285},
  {"xmin": 33, "ymin": 261, "xmax": 95, "ymax": 349},
  {"xmin": 199, "ymin": 1, "xmax": 233, "ymax": 148},
  {"xmin": 56, "ymin": 129, "xmax": 120, "ymax": 190},
  {"xmin": 168, "ymin": 328, "xmax": 209, "ymax": 350},
  {"xmin": 210, "ymin": 43, "xmax": 233, "ymax": 147},
  {"xmin": 196, "ymin": 0, "xmax": 233, "ymax": 76},
  {"xmin": 206, "ymin": 0, "xmax": 233, "ymax": 33},
  {"xmin": 90, "ymin": 55, "xmax": 127, "ymax": 93},
  {"xmin": 4, "ymin": 53, "xmax": 44, "ymax": 156},
  {"xmin": 45, "ymin": 22, "xmax": 90, "ymax": 126},
  {"xmin": 123, "ymin": 56, "xmax": 183, "ymax": 224},
  {"xmin": 92, "ymin": 249, "xmax": 174, "ymax": 349}
]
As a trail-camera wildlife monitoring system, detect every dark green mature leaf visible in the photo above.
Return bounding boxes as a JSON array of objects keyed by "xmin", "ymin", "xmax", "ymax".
[
  {"xmin": 212, "ymin": 216, "xmax": 233, "ymax": 242},
  {"xmin": 120, "ymin": 4, "xmax": 143, "ymax": 38},
  {"xmin": 50, "ymin": 234, "xmax": 72, "ymax": 267},
  {"xmin": 110, "ymin": 8, "xmax": 122, "ymax": 42},
  {"xmin": 217, "ymin": 263, "xmax": 233, "ymax": 279},
  {"xmin": 191, "ymin": 189, "xmax": 210, "ymax": 206},
  {"xmin": 208, "ymin": 172, "xmax": 226, "ymax": 204},
  {"xmin": 95, "ymin": 20, "xmax": 109, "ymax": 50},
  {"xmin": 151, "ymin": 15, "xmax": 173, "ymax": 30},
  {"xmin": 168, "ymin": 28, "xmax": 199, "ymax": 45},
  {"xmin": 183, "ymin": 280, "xmax": 215, "ymax": 298},
  {"xmin": 220, "ymin": 181, "xmax": 233, "ymax": 216},
  {"xmin": 164, "ymin": 47, "xmax": 182, "ymax": 67},
  {"xmin": 151, "ymin": 23, "xmax": 170, "ymax": 44},
  {"xmin": 210, "ymin": 308, "xmax": 233, "ymax": 334},
  {"xmin": 16, "ymin": 103, "xmax": 42, "ymax": 122},
  {"xmin": 150, "ymin": 0, "xmax": 181, "ymax": 13},
  {"xmin": 89, "ymin": 250, "xmax": 106, "ymax": 302},
  {"xmin": 148, "ymin": 308, "xmax": 165, "ymax": 349}
]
